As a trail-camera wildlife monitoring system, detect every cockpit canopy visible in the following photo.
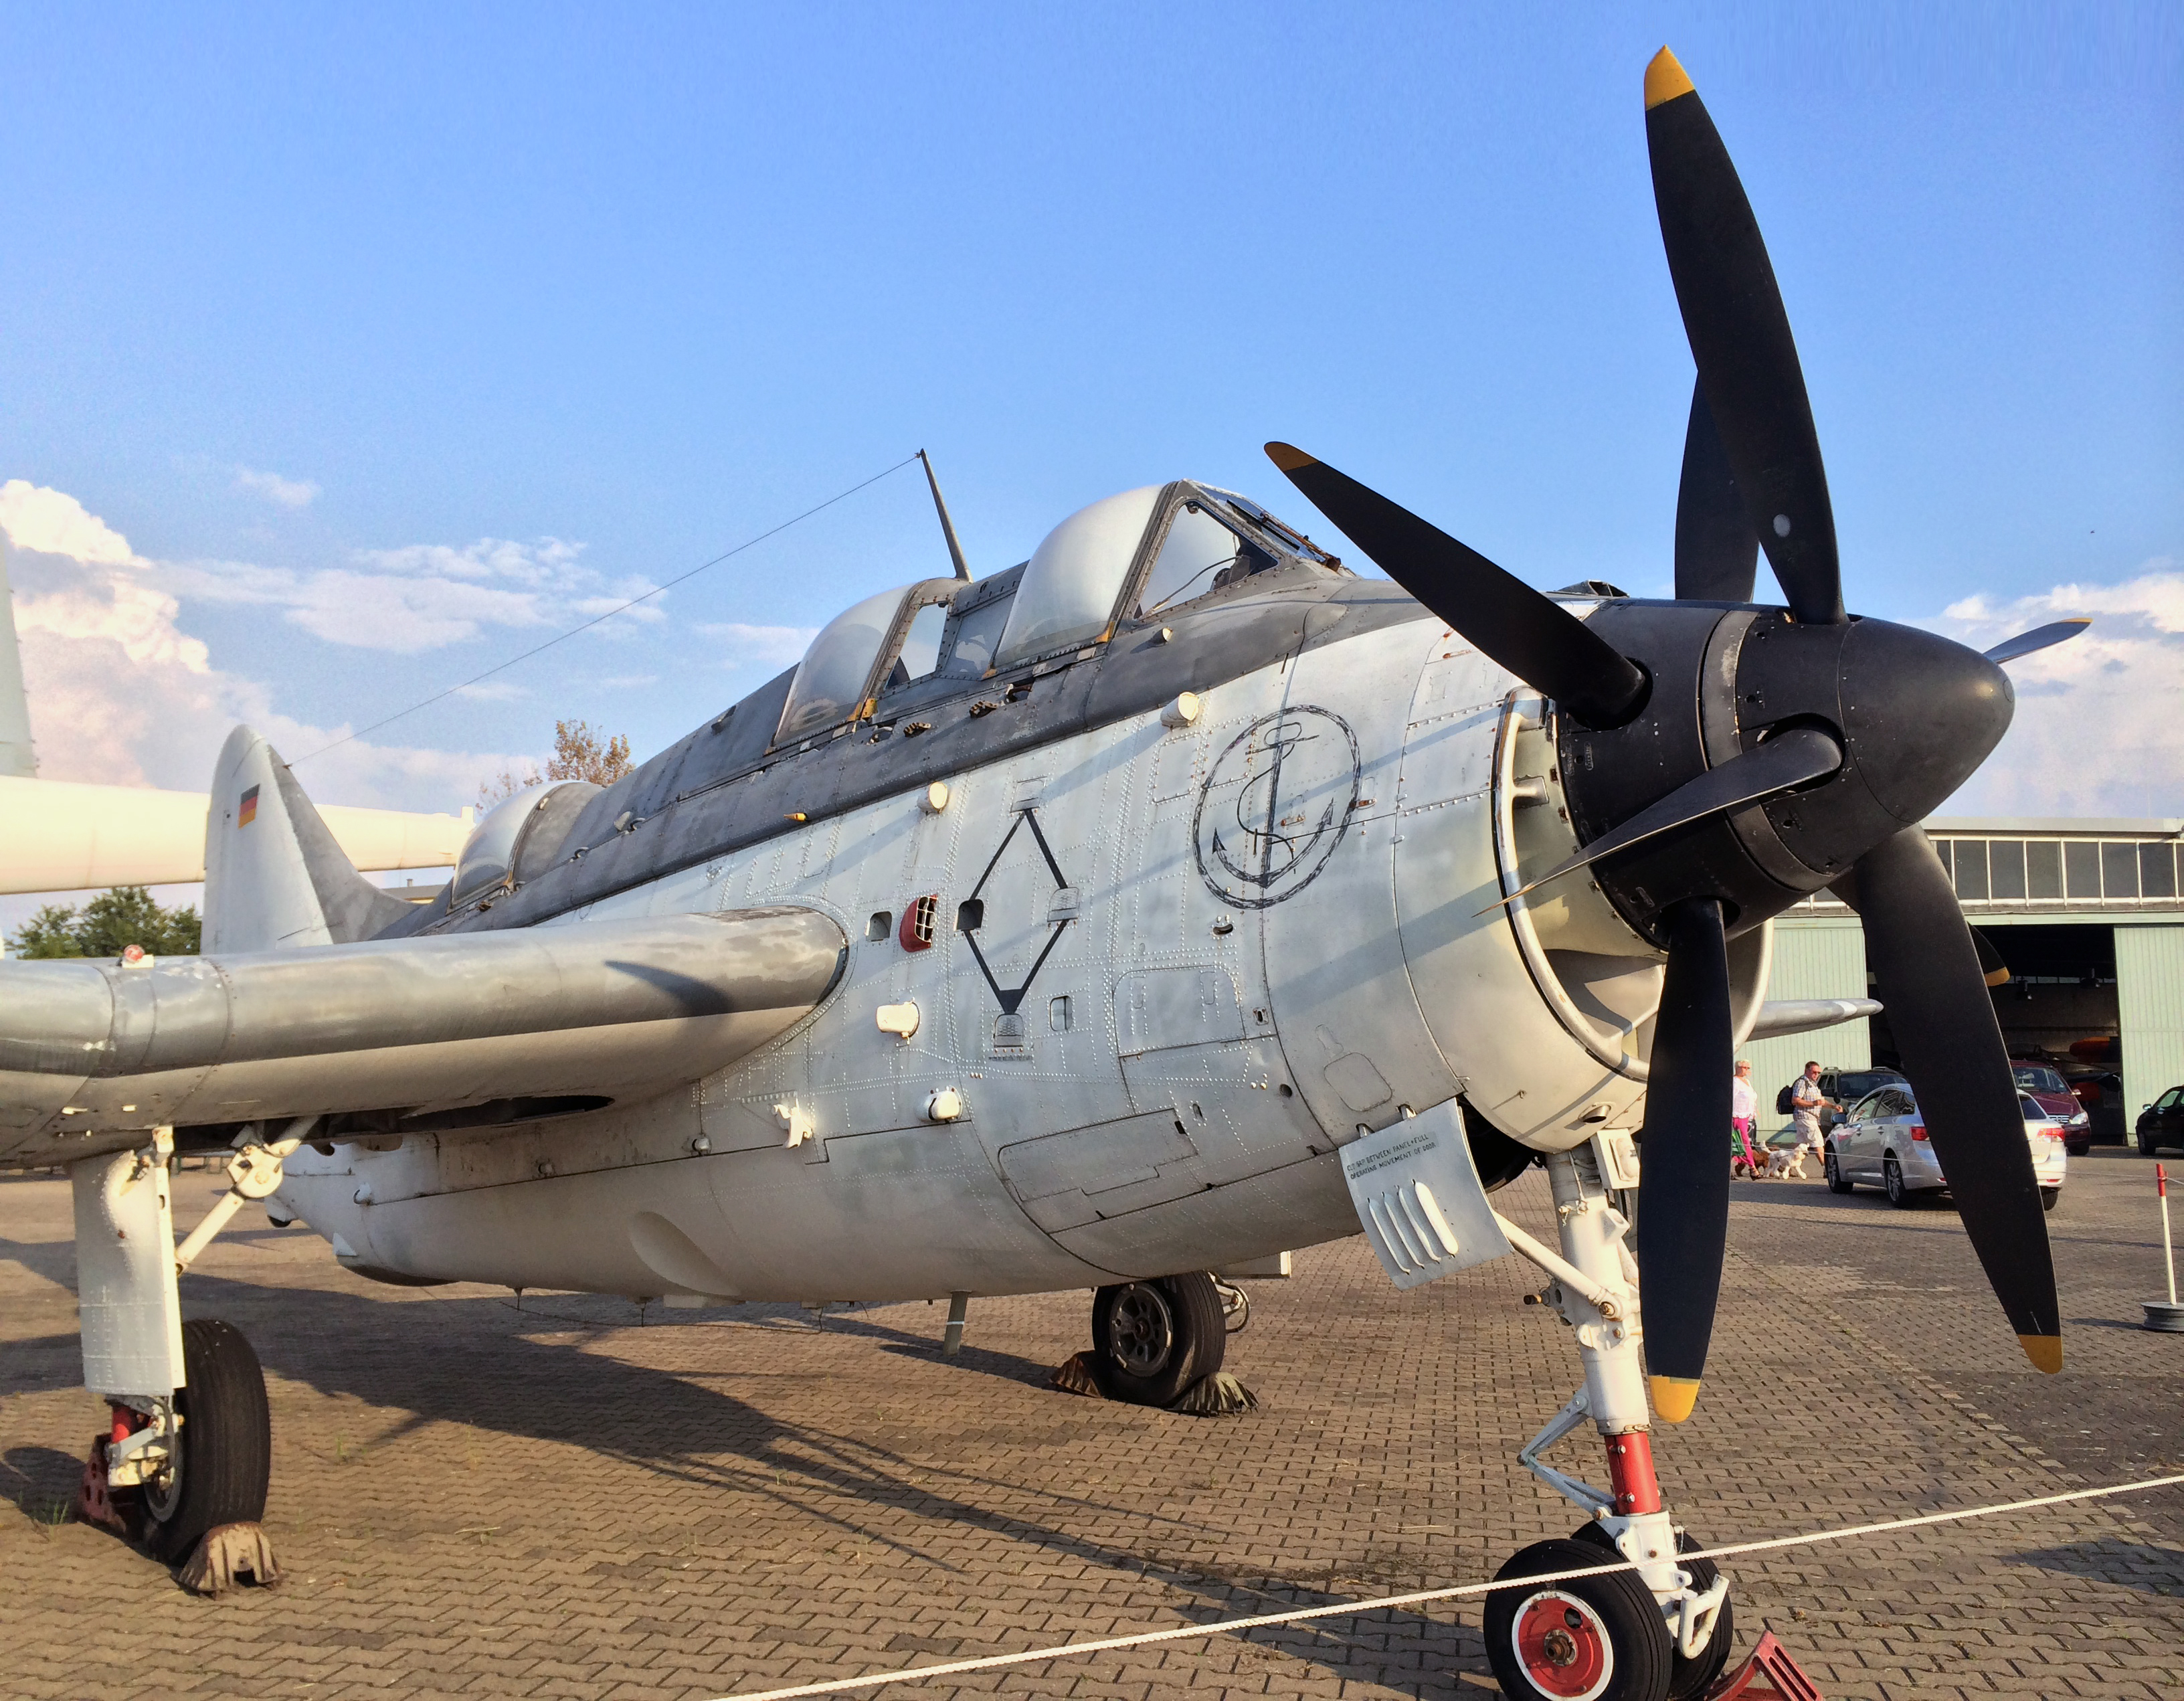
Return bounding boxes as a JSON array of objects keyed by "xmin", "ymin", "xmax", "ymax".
[{"xmin": 767, "ymin": 480, "xmax": 1336, "ymax": 749}]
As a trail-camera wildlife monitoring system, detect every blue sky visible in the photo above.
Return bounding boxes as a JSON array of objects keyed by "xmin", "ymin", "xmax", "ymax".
[{"xmin": 1, "ymin": 3, "xmax": 2179, "ymax": 830}]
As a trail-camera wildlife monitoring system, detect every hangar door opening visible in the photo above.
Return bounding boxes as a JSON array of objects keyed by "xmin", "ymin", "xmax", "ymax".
[{"xmin": 1868, "ymin": 922, "xmax": 2122, "ymax": 1139}]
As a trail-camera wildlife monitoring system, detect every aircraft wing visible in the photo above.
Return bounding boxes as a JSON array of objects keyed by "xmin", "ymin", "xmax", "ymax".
[{"xmin": 0, "ymin": 907, "xmax": 844, "ymax": 1166}]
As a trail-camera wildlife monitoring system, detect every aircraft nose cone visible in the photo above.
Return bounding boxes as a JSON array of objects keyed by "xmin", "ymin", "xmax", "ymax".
[{"xmin": 1838, "ymin": 618, "xmax": 2015, "ymax": 824}]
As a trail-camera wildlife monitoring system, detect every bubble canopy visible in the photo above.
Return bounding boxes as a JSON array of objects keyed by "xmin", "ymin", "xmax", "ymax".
[
  {"xmin": 776, "ymin": 583, "xmax": 919, "ymax": 744},
  {"xmin": 992, "ymin": 485, "xmax": 1164, "ymax": 672}
]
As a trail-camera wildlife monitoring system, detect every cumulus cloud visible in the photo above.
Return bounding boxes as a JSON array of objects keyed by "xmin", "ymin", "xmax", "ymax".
[
  {"xmin": 1929, "ymin": 561, "xmax": 2184, "ymax": 820},
  {"xmin": 0, "ymin": 480, "xmax": 539, "ymax": 810},
  {"xmin": 234, "ymin": 464, "xmax": 320, "ymax": 509},
  {"xmin": 0, "ymin": 480, "xmax": 145, "ymax": 566},
  {"xmin": 698, "ymin": 621, "xmax": 817, "ymax": 670}
]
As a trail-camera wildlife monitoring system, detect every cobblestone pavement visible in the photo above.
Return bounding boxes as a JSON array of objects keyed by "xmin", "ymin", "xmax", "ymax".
[{"xmin": 3, "ymin": 1146, "xmax": 2179, "ymax": 1699}]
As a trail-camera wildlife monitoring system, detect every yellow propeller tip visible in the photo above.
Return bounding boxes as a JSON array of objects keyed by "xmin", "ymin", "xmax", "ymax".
[
  {"xmin": 1263, "ymin": 442, "xmax": 1316, "ymax": 474},
  {"xmin": 1648, "ymin": 1374, "xmax": 1702, "ymax": 1423},
  {"xmin": 1985, "ymin": 968, "xmax": 2011, "ymax": 988},
  {"xmin": 1645, "ymin": 47, "xmax": 1695, "ymax": 110},
  {"xmin": 2017, "ymin": 1333, "xmax": 2063, "ymax": 1374}
]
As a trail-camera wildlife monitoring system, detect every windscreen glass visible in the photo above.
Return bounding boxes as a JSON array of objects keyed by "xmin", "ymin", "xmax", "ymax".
[
  {"xmin": 881, "ymin": 602, "xmax": 949, "ymax": 693},
  {"xmin": 1137, "ymin": 503, "xmax": 1249, "ymax": 618},
  {"xmin": 943, "ymin": 596, "xmax": 1011, "ymax": 677}
]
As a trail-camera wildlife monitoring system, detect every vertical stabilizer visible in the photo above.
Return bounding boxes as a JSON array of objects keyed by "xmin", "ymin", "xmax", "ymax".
[
  {"xmin": 204, "ymin": 727, "xmax": 412, "ymax": 952},
  {"xmin": 0, "ymin": 538, "xmax": 37, "ymax": 778}
]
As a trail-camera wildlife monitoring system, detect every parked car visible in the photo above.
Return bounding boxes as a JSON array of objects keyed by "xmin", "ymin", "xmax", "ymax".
[
  {"xmin": 2140, "ymin": 1087, "xmax": 2184, "ymax": 1156},
  {"xmin": 2009, "ymin": 1062, "xmax": 2094, "ymax": 1155},
  {"xmin": 1815, "ymin": 1067, "xmax": 1906, "ymax": 1134},
  {"xmin": 1825, "ymin": 1085, "xmax": 2066, "ymax": 1211},
  {"xmin": 2058, "ymin": 1063, "xmax": 2128, "ymax": 1144}
]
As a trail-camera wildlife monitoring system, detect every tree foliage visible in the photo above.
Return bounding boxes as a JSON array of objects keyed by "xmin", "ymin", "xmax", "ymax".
[
  {"xmin": 477, "ymin": 719, "xmax": 634, "ymax": 808},
  {"xmin": 6, "ymin": 887, "xmax": 202, "ymax": 958}
]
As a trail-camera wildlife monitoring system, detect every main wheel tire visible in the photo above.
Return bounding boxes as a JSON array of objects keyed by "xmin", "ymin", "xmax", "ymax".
[
  {"xmin": 2040, "ymin": 1186, "xmax": 2061, "ymax": 1213},
  {"xmin": 1485, "ymin": 1537, "xmax": 1672, "ymax": 1701},
  {"xmin": 1824, "ymin": 1154, "xmax": 1852, "ymax": 1195},
  {"xmin": 1091, "ymin": 1273, "xmax": 1225, "ymax": 1407},
  {"xmin": 1571, "ymin": 1526, "xmax": 1733, "ymax": 1701},
  {"xmin": 1883, "ymin": 1158, "xmax": 1916, "ymax": 1209},
  {"xmin": 143, "ymin": 1319, "xmax": 272, "ymax": 1563}
]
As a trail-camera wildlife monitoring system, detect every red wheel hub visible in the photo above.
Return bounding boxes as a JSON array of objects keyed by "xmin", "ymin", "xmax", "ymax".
[{"xmin": 1511, "ymin": 1589, "xmax": 1613, "ymax": 1700}]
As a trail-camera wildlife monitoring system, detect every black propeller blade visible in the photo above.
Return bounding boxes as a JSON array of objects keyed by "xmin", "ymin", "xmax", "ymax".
[
  {"xmin": 1673, "ymin": 379, "xmax": 1760, "ymax": 601},
  {"xmin": 1832, "ymin": 831, "xmax": 2062, "ymax": 1371},
  {"xmin": 1971, "ymin": 925, "xmax": 2011, "ymax": 988},
  {"xmin": 1263, "ymin": 444, "xmax": 1650, "ymax": 727},
  {"xmin": 1483, "ymin": 725, "xmax": 1842, "ymax": 913},
  {"xmin": 1984, "ymin": 619, "xmax": 2091, "ymax": 664},
  {"xmin": 1635, "ymin": 896, "xmax": 1733, "ymax": 1422},
  {"xmin": 1646, "ymin": 48, "xmax": 1844, "ymax": 626}
]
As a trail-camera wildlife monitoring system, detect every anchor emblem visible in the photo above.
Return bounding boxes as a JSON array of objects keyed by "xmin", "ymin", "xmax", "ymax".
[{"xmin": 1192, "ymin": 707, "xmax": 1361, "ymax": 909}]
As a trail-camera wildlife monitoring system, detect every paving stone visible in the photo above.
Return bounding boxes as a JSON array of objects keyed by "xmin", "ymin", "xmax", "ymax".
[{"xmin": 3, "ymin": 1152, "xmax": 2179, "ymax": 1697}]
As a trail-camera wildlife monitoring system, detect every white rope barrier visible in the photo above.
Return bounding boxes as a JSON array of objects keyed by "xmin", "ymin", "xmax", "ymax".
[{"xmin": 718, "ymin": 1470, "xmax": 2184, "ymax": 1700}]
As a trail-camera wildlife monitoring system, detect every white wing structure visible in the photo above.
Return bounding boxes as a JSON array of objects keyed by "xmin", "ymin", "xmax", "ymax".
[
  {"xmin": 0, "ymin": 909, "xmax": 845, "ymax": 1166},
  {"xmin": 0, "ymin": 774, "xmax": 470, "ymax": 895}
]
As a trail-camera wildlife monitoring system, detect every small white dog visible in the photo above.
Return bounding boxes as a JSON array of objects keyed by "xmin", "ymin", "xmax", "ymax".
[{"xmin": 1766, "ymin": 1144, "xmax": 1811, "ymax": 1180}]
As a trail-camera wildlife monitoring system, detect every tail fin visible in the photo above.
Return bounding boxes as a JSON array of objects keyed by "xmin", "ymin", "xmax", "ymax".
[{"xmin": 203, "ymin": 727, "xmax": 414, "ymax": 952}]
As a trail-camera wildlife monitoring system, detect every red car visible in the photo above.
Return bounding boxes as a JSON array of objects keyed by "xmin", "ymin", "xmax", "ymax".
[{"xmin": 2010, "ymin": 1061, "xmax": 2094, "ymax": 1155}]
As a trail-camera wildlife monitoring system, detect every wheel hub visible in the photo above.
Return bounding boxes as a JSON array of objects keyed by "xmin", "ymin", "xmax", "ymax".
[
  {"xmin": 1512, "ymin": 1589, "xmax": 1613, "ymax": 1700},
  {"xmin": 1105, "ymin": 1283, "xmax": 1176, "ymax": 1377}
]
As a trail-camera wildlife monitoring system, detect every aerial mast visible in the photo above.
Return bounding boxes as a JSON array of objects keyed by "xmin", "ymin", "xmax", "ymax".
[{"xmin": 918, "ymin": 449, "xmax": 974, "ymax": 583}]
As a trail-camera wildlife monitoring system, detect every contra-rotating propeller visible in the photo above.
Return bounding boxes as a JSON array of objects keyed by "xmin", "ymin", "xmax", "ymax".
[{"xmin": 1267, "ymin": 45, "xmax": 2069, "ymax": 1422}]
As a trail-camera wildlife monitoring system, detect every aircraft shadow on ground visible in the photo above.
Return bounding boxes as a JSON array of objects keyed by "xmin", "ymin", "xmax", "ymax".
[
  {"xmin": 2013, "ymin": 1539, "xmax": 2184, "ymax": 1598},
  {"xmin": 172, "ymin": 1271, "xmax": 1489, "ymax": 1689}
]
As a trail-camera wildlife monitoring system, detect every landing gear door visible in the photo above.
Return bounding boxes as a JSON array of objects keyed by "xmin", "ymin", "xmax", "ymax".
[{"xmin": 1342, "ymin": 1099, "xmax": 1512, "ymax": 1290}]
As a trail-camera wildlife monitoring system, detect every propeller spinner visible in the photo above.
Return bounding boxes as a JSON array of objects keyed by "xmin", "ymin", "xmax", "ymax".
[{"xmin": 1267, "ymin": 46, "xmax": 2065, "ymax": 1420}]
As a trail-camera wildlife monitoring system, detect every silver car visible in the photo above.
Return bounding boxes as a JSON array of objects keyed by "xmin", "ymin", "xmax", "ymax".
[{"xmin": 1824, "ymin": 1084, "xmax": 2067, "ymax": 1211}]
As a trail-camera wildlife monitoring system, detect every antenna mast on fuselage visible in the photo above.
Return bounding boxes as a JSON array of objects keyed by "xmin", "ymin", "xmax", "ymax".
[{"xmin": 918, "ymin": 449, "xmax": 973, "ymax": 583}]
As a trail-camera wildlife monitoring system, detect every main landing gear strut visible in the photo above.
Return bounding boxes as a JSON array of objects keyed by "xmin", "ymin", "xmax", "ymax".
[
  {"xmin": 1487, "ymin": 1143, "xmax": 1734, "ymax": 1701},
  {"xmin": 70, "ymin": 1124, "xmax": 306, "ymax": 1593}
]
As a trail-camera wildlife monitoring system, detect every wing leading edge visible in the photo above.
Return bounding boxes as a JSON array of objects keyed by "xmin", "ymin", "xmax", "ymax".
[{"xmin": 0, "ymin": 907, "xmax": 845, "ymax": 1165}]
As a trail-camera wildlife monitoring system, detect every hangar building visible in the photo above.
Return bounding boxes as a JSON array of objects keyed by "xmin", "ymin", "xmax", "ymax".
[{"xmin": 1739, "ymin": 816, "xmax": 2184, "ymax": 1139}]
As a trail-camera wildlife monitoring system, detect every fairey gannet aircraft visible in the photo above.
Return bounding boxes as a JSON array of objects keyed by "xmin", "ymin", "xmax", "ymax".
[{"xmin": 1, "ymin": 50, "xmax": 2091, "ymax": 1701}]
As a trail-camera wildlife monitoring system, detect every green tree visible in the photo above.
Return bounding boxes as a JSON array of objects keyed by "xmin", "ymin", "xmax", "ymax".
[
  {"xmin": 478, "ymin": 719, "xmax": 634, "ymax": 808},
  {"xmin": 4, "ymin": 887, "xmax": 201, "ymax": 958}
]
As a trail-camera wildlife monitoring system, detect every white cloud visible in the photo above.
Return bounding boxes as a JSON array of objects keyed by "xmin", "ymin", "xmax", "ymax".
[
  {"xmin": 454, "ymin": 679, "xmax": 529, "ymax": 702},
  {"xmin": 1, "ymin": 490, "xmax": 543, "ymax": 812},
  {"xmin": 0, "ymin": 480, "xmax": 146, "ymax": 566},
  {"xmin": 155, "ymin": 535, "xmax": 662, "ymax": 654},
  {"xmin": 697, "ymin": 620, "xmax": 817, "ymax": 670},
  {"xmin": 1930, "ymin": 561, "xmax": 2184, "ymax": 820},
  {"xmin": 234, "ymin": 464, "xmax": 320, "ymax": 510}
]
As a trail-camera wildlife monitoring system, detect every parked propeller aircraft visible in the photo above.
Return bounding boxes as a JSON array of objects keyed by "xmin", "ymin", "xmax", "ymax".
[{"xmin": 0, "ymin": 49, "xmax": 2092, "ymax": 1701}]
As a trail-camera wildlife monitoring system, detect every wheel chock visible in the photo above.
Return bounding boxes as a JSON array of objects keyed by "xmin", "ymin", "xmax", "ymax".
[
  {"xmin": 1706, "ymin": 1629, "xmax": 1823, "ymax": 1700},
  {"xmin": 177, "ymin": 1522, "xmax": 281, "ymax": 1595}
]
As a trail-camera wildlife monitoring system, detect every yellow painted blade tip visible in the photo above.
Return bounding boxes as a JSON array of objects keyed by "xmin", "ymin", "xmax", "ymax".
[
  {"xmin": 2017, "ymin": 1333, "xmax": 2063, "ymax": 1374},
  {"xmin": 1263, "ymin": 442, "xmax": 1315, "ymax": 473},
  {"xmin": 1985, "ymin": 968, "xmax": 2011, "ymax": 987},
  {"xmin": 1648, "ymin": 1374, "xmax": 1702, "ymax": 1423},
  {"xmin": 1645, "ymin": 48, "xmax": 1695, "ymax": 110}
]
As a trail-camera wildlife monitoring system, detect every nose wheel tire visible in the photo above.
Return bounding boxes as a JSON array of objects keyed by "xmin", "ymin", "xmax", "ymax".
[
  {"xmin": 1485, "ymin": 1538, "xmax": 1672, "ymax": 1701},
  {"xmin": 1571, "ymin": 1524, "xmax": 1734, "ymax": 1701},
  {"xmin": 143, "ymin": 1319, "xmax": 272, "ymax": 1564},
  {"xmin": 1824, "ymin": 1154, "xmax": 1852, "ymax": 1194},
  {"xmin": 1090, "ymin": 1273, "xmax": 1225, "ymax": 1406}
]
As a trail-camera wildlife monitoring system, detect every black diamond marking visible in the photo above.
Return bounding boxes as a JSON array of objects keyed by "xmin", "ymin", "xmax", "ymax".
[{"xmin": 962, "ymin": 804, "xmax": 1077, "ymax": 1018}]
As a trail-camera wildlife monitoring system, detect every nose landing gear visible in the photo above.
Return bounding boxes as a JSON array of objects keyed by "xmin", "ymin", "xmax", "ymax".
[{"xmin": 1485, "ymin": 1143, "xmax": 1737, "ymax": 1701}]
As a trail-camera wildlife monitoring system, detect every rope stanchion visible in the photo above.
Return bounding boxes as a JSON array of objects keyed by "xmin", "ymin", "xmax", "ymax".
[{"xmin": 717, "ymin": 1471, "xmax": 2184, "ymax": 1700}]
